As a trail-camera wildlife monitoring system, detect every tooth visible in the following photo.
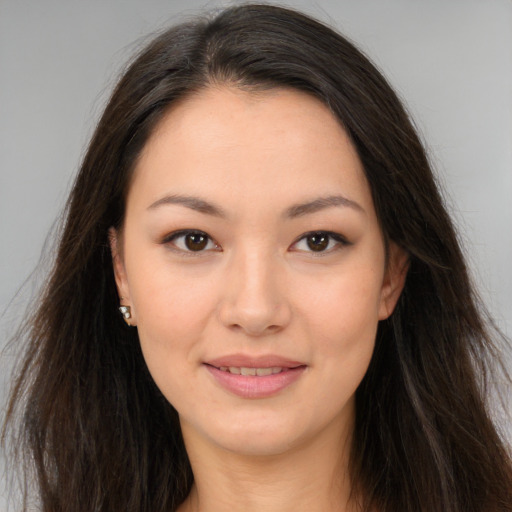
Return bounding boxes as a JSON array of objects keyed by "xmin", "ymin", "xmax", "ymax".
[
  {"xmin": 224, "ymin": 366, "xmax": 286, "ymax": 376},
  {"xmin": 256, "ymin": 368, "xmax": 273, "ymax": 376}
]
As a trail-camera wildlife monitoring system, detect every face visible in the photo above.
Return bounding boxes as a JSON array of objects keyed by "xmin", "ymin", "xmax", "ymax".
[{"xmin": 112, "ymin": 86, "xmax": 407, "ymax": 457}]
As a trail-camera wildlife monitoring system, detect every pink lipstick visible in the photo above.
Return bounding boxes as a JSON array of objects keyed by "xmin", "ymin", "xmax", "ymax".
[{"xmin": 204, "ymin": 355, "xmax": 306, "ymax": 399}]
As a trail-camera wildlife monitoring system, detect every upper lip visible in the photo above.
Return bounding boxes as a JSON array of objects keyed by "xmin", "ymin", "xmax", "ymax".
[{"xmin": 205, "ymin": 354, "xmax": 306, "ymax": 369}]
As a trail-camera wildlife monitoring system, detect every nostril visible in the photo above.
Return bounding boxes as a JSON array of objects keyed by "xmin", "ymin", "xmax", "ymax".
[{"xmin": 218, "ymin": 291, "xmax": 292, "ymax": 335}]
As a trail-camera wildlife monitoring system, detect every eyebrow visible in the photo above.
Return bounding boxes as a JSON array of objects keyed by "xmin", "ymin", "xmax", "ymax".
[
  {"xmin": 147, "ymin": 194, "xmax": 228, "ymax": 218},
  {"xmin": 147, "ymin": 193, "xmax": 364, "ymax": 218},
  {"xmin": 284, "ymin": 195, "xmax": 365, "ymax": 218}
]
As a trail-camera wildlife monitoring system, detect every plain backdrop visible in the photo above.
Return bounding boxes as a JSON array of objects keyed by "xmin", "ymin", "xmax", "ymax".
[{"xmin": 1, "ymin": 0, "xmax": 511, "ymax": 507}]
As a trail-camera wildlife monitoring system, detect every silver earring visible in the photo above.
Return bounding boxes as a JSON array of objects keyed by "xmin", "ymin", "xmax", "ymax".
[
  {"xmin": 119, "ymin": 305, "xmax": 131, "ymax": 320},
  {"xmin": 119, "ymin": 306, "xmax": 132, "ymax": 325}
]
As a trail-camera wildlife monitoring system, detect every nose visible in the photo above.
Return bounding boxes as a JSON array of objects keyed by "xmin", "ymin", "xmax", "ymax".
[{"xmin": 217, "ymin": 248, "xmax": 292, "ymax": 336}]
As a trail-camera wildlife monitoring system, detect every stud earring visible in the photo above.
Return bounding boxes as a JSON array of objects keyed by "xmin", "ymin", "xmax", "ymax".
[
  {"xmin": 119, "ymin": 305, "xmax": 131, "ymax": 319},
  {"xmin": 118, "ymin": 305, "xmax": 133, "ymax": 326}
]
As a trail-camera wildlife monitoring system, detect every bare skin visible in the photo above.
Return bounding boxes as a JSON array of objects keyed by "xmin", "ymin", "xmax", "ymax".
[
  {"xmin": 179, "ymin": 408, "xmax": 355, "ymax": 512},
  {"xmin": 111, "ymin": 86, "xmax": 408, "ymax": 512}
]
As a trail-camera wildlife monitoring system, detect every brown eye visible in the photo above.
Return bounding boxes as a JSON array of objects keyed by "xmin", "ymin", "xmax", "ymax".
[
  {"xmin": 292, "ymin": 231, "xmax": 349, "ymax": 255},
  {"xmin": 164, "ymin": 230, "xmax": 218, "ymax": 254},
  {"xmin": 185, "ymin": 233, "xmax": 208, "ymax": 251},
  {"xmin": 306, "ymin": 233, "xmax": 329, "ymax": 252}
]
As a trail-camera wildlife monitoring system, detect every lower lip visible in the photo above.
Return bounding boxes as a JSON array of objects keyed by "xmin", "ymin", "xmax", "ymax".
[{"xmin": 205, "ymin": 365, "xmax": 306, "ymax": 399}]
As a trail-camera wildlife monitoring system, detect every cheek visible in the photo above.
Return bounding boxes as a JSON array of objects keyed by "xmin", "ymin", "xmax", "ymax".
[
  {"xmin": 126, "ymin": 239, "xmax": 212, "ymax": 321},
  {"xmin": 136, "ymin": 278, "xmax": 212, "ymax": 337},
  {"xmin": 303, "ymin": 272, "xmax": 382, "ymax": 415},
  {"xmin": 130, "ymin": 271, "xmax": 218, "ymax": 407},
  {"xmin": 298, "ymin": 264, "xmax": 383, "ymax": 357},
  {"xmin": 124, "ymin": 250, "xmax": 218, "ymax": 366}
]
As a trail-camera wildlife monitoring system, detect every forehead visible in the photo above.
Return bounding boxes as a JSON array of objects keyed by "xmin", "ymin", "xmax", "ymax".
[{"xmin": 129, "ymin": 86, "xmax": 373, "ymax": 215}]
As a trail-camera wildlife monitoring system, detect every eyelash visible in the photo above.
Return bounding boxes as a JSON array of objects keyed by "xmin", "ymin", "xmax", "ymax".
[
  {"xmin": 162, "ymin": 229, "xmax": 350, "ymax": 256},
  {"xmin": 291, "ymin": 231, "xmax": 350, "ymax": 255},
  {"xmin": 161, "ymin": 230, "xmax": 220, "ymax": 256}
]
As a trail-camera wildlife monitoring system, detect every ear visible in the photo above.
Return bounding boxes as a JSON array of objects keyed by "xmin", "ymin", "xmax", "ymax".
[
  {"xmin": 378, "ymin": 243, "xmax": 409, "ymax": 320},
  {"xmin": 109, "ymin": 228, "xmax": 137, "ymax": 325}
]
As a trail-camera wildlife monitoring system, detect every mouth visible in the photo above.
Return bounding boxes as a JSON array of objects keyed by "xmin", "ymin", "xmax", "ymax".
[
  {"xmin": 209, "ymin": 365, "xmax": 301, "ymax": 376},
  {"xmin": 205, "ymin": 354, "xmax": 306, "ymax": 369},
  {"xmin": 203, "ymin": 357, "xmax": 307, "ymax": 398}
]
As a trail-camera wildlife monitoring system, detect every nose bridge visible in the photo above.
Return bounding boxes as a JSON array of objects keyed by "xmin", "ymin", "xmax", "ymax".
[
  {"xmin": 237, "ymin": 248, "xmax": 276, "ymax": 303},
  {"xmin": 219, "ymin": 242, "xmax": 291, "ymax": 335}
]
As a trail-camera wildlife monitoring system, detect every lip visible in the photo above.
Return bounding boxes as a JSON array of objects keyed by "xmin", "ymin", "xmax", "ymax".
[
  {"xmin": 204, "ymin": 354, "xmax": 307, "ymax": 399},
  {"xmin": 206, "ymin": 354, "xmax": 305, "ymax": 369}
]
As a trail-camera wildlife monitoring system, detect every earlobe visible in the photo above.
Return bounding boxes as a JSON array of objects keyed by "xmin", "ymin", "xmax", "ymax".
[{"xmin": 378, "ymin": 243, "xmax": 409, "ymax": 320}]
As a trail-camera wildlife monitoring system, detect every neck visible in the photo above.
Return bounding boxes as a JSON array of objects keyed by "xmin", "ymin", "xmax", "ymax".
[{"xmin": 178, "ymin": 419, "xmax": 358, "ymax": 512}]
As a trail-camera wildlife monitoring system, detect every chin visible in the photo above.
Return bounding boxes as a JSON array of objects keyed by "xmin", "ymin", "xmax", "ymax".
[
  {"xmin": 182, "ymin": 407, "xmax": 333, "ymax": 458},
  {"xmin": 211, "ymin": 428, "xmax": 299, "ymax": 457}
]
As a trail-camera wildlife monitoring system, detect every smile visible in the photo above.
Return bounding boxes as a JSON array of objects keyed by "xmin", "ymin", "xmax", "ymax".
[
  {"xmin": 217, "ymin": 366, "xmax": 288, "ymax": 376},
  {"xmin": 204, "ymin": 360, "xmax": 307, "ymax": 399}
]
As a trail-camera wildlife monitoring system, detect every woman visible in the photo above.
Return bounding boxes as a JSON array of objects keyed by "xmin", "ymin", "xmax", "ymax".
[{"xmin": 3, "ymin": 4, "xmax": 511, "ymax": 511}]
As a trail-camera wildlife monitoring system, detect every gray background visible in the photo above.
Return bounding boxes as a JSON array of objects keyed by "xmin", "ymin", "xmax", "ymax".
[{"xmin": 1, "ymin": 0, "xmax": 511, "ymax": 507}]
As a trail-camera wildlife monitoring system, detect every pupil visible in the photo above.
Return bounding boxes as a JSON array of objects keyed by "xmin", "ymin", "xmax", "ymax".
[
  {"xmin": 185, "ymin": 233, "xmax": 207, "ymax": 251},
  {"xmin": 307, "ymin": 233, "xmax": 328, "ymax": 252}
]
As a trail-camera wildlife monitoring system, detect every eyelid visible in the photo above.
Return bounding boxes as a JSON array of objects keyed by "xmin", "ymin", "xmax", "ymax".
[
  {"xmin": 161, "ymin": 229, "xmax": 350, "ymax": 256},
  {"xmin": 161, "ymin": 229, "xmax": 221, "ymax": 255},
  {"xmin": 290, "ymin": 231, "xmax": 351, "ymax": 255}
]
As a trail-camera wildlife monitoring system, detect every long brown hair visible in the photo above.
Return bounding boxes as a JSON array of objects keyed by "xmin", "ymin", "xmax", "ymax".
[{"xmin": 3, "ymin": 4, "xmax": 511, "ymax": 511}]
